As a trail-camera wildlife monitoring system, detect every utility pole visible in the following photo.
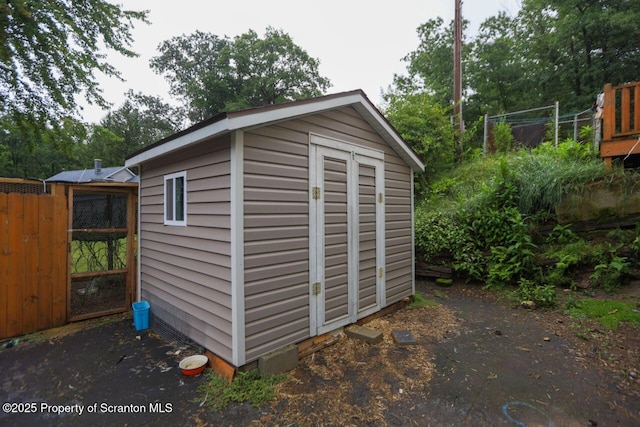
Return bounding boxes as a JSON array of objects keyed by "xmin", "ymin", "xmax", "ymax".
[{"xmin": 453, "ymin": 0, "xmax": 464, "ymax": 158}]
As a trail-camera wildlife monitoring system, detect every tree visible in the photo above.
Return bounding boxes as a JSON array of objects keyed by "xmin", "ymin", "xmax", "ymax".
[
  {"xmin": 0, "ymin": 115, "xmax": 87, "ymax": 178},
  {"xmin": 465, "ymin": 12, "xmax": 534, "ymax": 118},
  {"xmin": 0, "ymin": 1, "xmax": 148, "ymax": 134},
  {"xmin": 150, "ymin": 31, "xmax": 233, "ymax": 123},
  {"xmin": 394, "ymin": 18, "xmax": 470, "ymax": 109},
  {"xmin": 151, "ymin": 27, "xmax": 331, "ymax": 122},
  {"xmin": 389, "ymin": 0, "xmax": 640, "ymax": 156},
  {"xmin": 519, "ymin": 0, "xmax": 640, "ymax": 111},
  {"xmin": 225, "ymin": 28, "xmax": 331, "ymax": 111},
  {"xmin": 384, "ymin": 91, "xmax": 456, "ymax": 197},
  {"xmin": 83, "ymin": 91, "xmax": 183, "ymax": 167}
]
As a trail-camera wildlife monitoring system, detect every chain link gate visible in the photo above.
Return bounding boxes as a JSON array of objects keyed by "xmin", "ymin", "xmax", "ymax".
[{"xmin": 68, "ymin": 186, "xmax": 136, "ymax": 321}]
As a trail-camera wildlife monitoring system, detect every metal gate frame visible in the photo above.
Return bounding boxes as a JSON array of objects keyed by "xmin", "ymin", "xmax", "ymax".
[{"xmin": 67, "ymin": 184, "xmax": 137, "ymax": 322}]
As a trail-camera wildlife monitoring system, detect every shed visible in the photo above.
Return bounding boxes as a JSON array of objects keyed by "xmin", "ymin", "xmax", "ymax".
[{"xmin": 125, "ymin": 90, "xmax": 425, "ymax": 368}]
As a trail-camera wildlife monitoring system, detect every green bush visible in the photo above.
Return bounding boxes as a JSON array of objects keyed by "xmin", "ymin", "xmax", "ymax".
[
  {"xmin": 542, "ymin": 239, "xmax": 594, "ymax": 289},
  {"xmin": 486, "ymin": 238, "xmax": 536, "ymax": 288},
  {"xmin": 413, "ymin": 139, "xmax": 635, "ymax": 292},
  {"xmin": 492, "ymin": 120, "xmax": 514, "ymax": 153},
  {"xmin": 513, "ymin": 278, "xmax": 557, "ymax": 308},
  {"xmin": 414, "ymin": 210, "xmax": 466, "ymax": 263},
  {"xmin": 457, "ymin": 203, "xmax": 535, "ymax": 285},
  {"xmin": 514, "ymin": 142, "xmax": 606, "ymax": 216},
  {"xmin": 590, "ymin": 255, "xmax": 630, "ymax": 292},
  {"xmin": 545, "ymin": 224, "xmax": 579, "ymax": 245}
]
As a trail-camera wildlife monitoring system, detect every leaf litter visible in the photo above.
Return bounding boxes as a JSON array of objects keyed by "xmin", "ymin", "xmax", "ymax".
[{"xmin": 261, "ymin": 303, "xmax": 461, "ymax": 426}]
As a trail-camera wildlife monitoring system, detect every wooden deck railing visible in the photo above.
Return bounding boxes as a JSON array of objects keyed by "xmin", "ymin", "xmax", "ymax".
[{"xmin": 601, "ymin": 82, "xmax": 640, "ymax": 165}]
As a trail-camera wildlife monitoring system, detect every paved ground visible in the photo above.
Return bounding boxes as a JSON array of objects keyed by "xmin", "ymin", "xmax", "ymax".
[
  {"xmin": 0, "ymin": 315, "xmax": 210, "ymax": 426},
  {"xmin": 419, "ymin": 289, "xmax": 638, "ymax": 426},
  {"xmin": 1, "ymin": 281, "xmax": 639, "ymax": 426}
]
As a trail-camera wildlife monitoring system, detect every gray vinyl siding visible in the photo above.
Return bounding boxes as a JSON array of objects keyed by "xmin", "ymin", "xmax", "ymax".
[
  {"xmin": 384, "ymin": 160, "xmax": 413, "ymax": 302},
  {"xmin": 323, "ymin": 157, "xmax": 349, "ymax": 323},
  {"xmin": 242, "ymin": 106, "xmax": 414, "ymax": 361},
  {"xmin": 138, "ymin": 136, "xmax": 233, "ymax": 361},
  {"xmin": 358, "ymin": 164, "xmax": 377, "ymax": 312},
  {"xmin": 243, "ymin": 126, "xmax": 311, "ymax": 362}
]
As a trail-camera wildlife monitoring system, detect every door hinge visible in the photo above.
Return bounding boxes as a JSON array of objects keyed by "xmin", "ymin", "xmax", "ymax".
[
  {"xmin": 378, "ymin": 193, "xmax": 384, "ymax": 203},
  {"xmin": 312, "ymin": 187, "xmax": 321, "ymax": 199},
  {"xmin": 378, "ymin": 267, "xmax": 384, "ymax": 278},
  {"xmin": 312, "ymin": 282, "xmax": 321, "ymax": 295}
]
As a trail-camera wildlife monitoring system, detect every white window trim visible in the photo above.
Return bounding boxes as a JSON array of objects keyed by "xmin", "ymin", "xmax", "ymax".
[{"xmin": 164, "ymin": 171, "xmax": 187, "ymax": 226}]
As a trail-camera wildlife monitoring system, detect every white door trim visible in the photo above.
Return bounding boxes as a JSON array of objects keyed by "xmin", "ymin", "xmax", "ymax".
[
  {"xmin": 309, "ymin": 134, "xmax": 385, "ymax": 336},
  {"xmin": 310, "ymin": 133, "xmax": 384, "ymax": 160}
]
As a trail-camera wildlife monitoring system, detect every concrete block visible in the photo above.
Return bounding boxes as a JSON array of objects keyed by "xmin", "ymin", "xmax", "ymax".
[
  {"xmin": 392, "ymin": 329, "xmax": 417, "ymax": 346},
  {"xmin": 258, "ymin": 344, "xmax": 298, "ymax": 375},
  {"xmin": 345, "ymin": 326, "xmax": 383, "ymax": 344}
]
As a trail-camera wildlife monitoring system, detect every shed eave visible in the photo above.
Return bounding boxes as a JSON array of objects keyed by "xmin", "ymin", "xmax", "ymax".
[
  {"xmin": 124, "ymin": 119, "xmax": 231, "ymax": 167},
  {"xmin": 124, "ymin": 90, "xmax": 425, "ymax": 171}
]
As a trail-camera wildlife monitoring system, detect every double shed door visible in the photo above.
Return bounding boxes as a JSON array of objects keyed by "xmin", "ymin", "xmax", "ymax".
[{"xmin": 309, "ymin": 135, "xmax": 385, "ymax": 335}]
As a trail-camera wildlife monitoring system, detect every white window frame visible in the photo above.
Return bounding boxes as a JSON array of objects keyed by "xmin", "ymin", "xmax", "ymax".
[{"xmin": 164, "ymin": 171, "xmax": 187, "ymax": 226}]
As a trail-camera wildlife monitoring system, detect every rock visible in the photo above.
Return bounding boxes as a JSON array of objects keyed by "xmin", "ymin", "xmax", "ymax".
[{"xmin": 521, "ymin": 300, "xmax": 536, "ymax": 309}]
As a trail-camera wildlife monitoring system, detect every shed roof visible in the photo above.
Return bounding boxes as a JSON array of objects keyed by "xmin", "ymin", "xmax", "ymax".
[
  {"xmin": 125, "ymin": 90, "xmax": 424, "ymax": 171},
  {"xmin": 46, "ymin": 166, "xmax": 137, "ymax": 183}
]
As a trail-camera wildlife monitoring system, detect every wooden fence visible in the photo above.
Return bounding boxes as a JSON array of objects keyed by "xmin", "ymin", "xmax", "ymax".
[{"xmin": 0, "ymin": 181, "xmax": 68, "ymax": 339}]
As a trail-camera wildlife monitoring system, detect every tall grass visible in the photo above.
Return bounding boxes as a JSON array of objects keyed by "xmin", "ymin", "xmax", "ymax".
[
  {"xmin": 423, "ymin": 140, "xmax": 609, "ymax": 218},
  {"xmin": 513, "ymin": 142, "xmax": 608, "ymax": 215}
]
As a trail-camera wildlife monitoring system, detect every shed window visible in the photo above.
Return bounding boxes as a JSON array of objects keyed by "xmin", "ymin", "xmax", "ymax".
[{"xmin": 164, "ymin": 171, "xmax": 187, "ymax": 226}]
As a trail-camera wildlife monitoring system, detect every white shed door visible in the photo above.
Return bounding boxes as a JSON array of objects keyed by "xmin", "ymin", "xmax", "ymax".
[{"xmin": 309, "ymin": 136, "xmax": 385, "ymax": 336}]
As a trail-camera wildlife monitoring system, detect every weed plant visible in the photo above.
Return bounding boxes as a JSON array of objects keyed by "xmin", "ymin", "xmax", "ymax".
[
  {"xmin": 589, "ymin": 243, "xmax": 631, "ymax": 292},
  {"xmin": 409, "ymin": 293, "xmax": 439, "ymax": 309},
  {"xmin": 198, "ymin": 370, "xmax": 285, "ymax": 411},
  {"xmin": 512, "ymin": 278, "xmax": 557, "ymax": 308}
]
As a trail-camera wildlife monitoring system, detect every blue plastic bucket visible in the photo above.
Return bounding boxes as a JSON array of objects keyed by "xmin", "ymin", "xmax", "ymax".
[{"xmin": 132, "ymin": 301, "xmax": 150, "ymax": 331}]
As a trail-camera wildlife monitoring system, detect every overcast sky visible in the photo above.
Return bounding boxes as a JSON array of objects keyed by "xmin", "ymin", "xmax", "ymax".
[{"xmin": 82, "ymin": 0, "xmax": 521, "ymax": 123}]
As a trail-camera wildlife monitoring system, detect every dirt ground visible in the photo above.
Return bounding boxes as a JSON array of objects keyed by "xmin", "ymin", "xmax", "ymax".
[
  {"xmin": 2, "ymin": 280, "xmax": 639, "ymax": 426},
  {"xmin": 194, "ymin": 279, "xmax": 640, "ymax": 426}
]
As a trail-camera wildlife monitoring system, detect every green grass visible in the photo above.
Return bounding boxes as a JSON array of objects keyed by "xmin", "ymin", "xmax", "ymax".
[
  {"xmin": 197, "ymin": 370, "xmax": 285, "ymax": 411},
  {"xmin": 71, "ymin": 237, "xmax": 128, "ymax": 273},
  {"xmin": 409, "ymin": 292, "xmax": 440, "ymax": 309},
  {"xmin": 567, "ymin": 299, "xmax": 640, "ymax": 330}
]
